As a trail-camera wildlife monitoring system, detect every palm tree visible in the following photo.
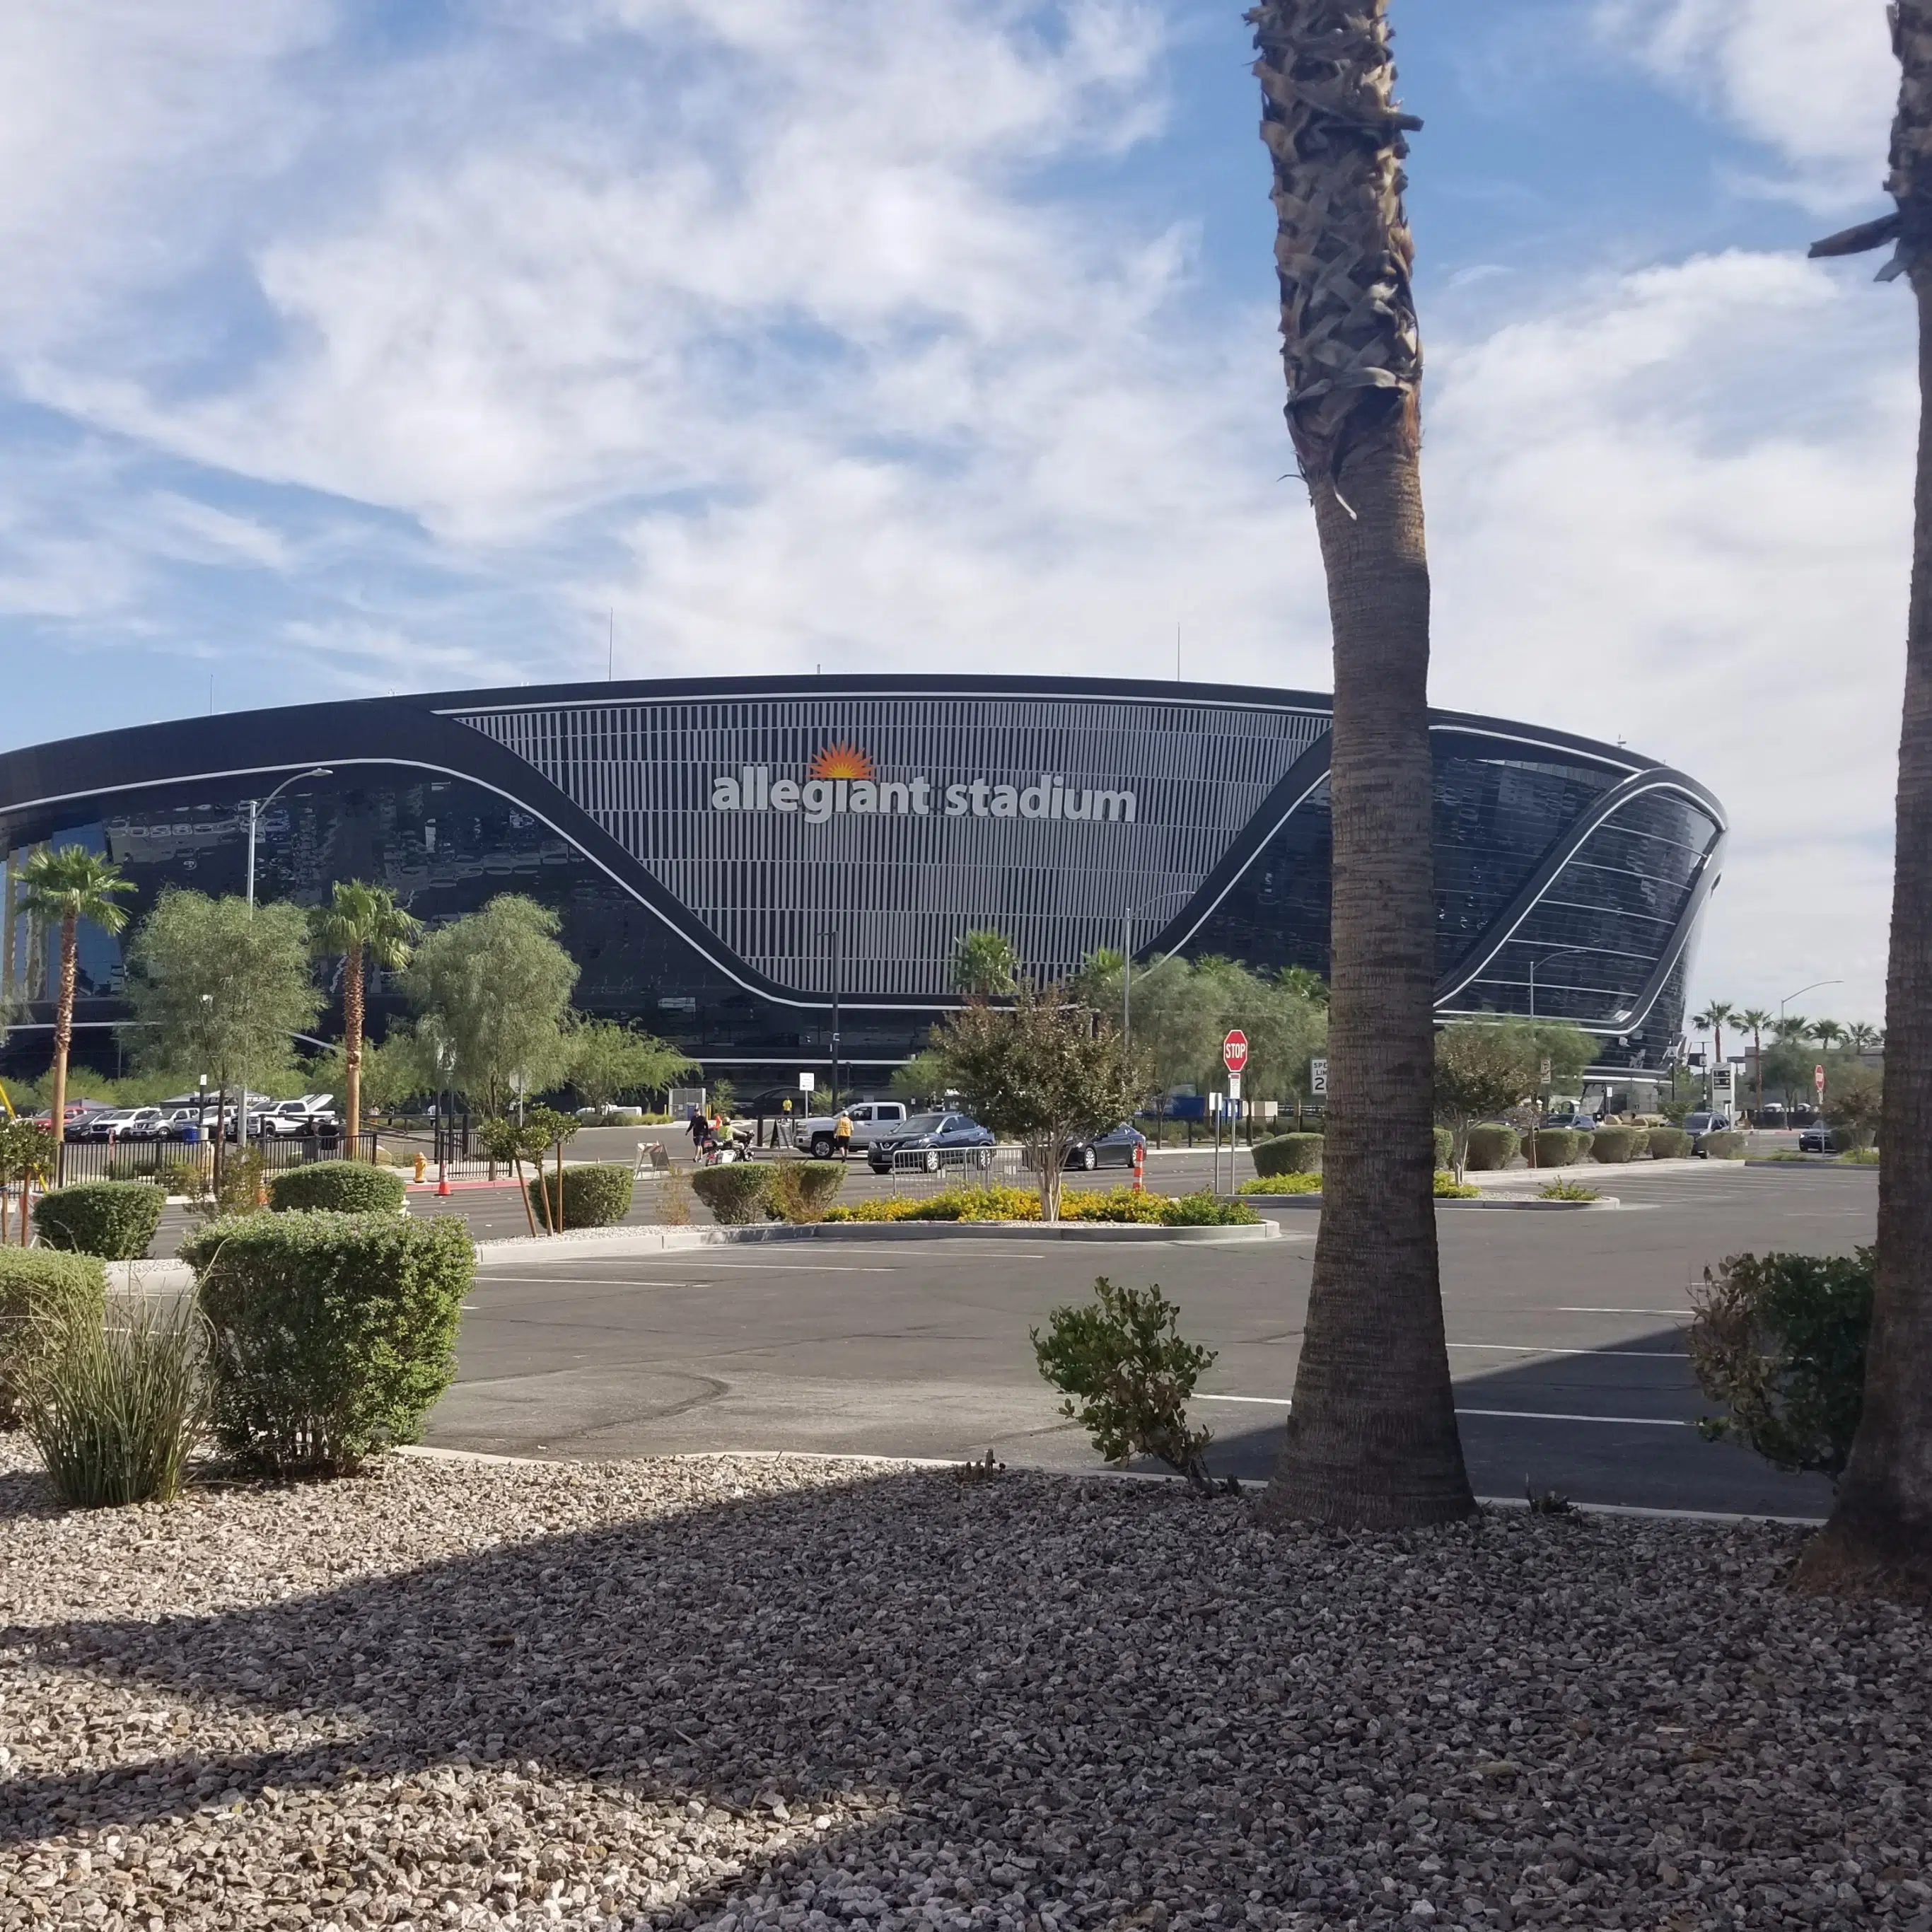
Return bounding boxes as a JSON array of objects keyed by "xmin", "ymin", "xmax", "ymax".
[
  {"xmin": 310, "ymin": 882, "xmax": 422, "ymax": 1152},
  {"xmin": 1250, "ymin": 2, "xmax": 1471, "ymax": 1528},
  {"xmin": 1735, "ymin": 1007, "xmax": 1774, "ymax": 1121},
  {"xmin": 12, "ymin": 846, "xmax": 134, "ymax": 1147},
  {"xmin": 1797, "ymin": 2, "xmax": 1932, "ymax": 1600},
  {"xmin": 950, "ymin": 930, "xmax": 1020, "ymax": 1001},
  {"xmin": 1846, "ymin": 1021, "xmax": 1884, "ymax": 1053},
  {"xmin": 1812, "ymin": 1018, "xmax": 1848, "ymax": 1053},
  {"xmin": 1691, "ymin": 999, "xmax": 1736, "ymax": 1067}
]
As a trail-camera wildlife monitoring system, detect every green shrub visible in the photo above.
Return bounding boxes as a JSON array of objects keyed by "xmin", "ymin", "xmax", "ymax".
[
  {"xmin": 268, "ymin": 1161, "xmax": 407, "ymax": 1214},
  {"xmin": 1590, "ymin": 1126, "xmax": 1639, "ymax": 1164},
  {"xmin": 1433, "ymin": 1125, "xmax": 1454, "ymax": 1170},
  {"xmin": 1625, "ymin": 1127, "xmax": 1652, "ymax": 1158},
  {"xmin": 0, "ymin": 1249, "xmax": 107, "ymax": 1428},
  {"xmin": 1433, "ymin": 1172, "xmax": 1479, "ymax": 1198},
  {"xmin": 527, "ymin": 1163, "xmax": 636, "ymax": 1230},
  {"xmin": 1237, "ymin": 1171, "xmax": 1322, "ymax": 1196},
  {"xmin": 1158, "ymin": 1190, "xmax": 1261, "ymax": 1226},
  {"xmin": 1061, "ymin": 1185, "xmax": 1168, "ymax": 1224},
  {"xmin": 1700, "ymin": 1130, "xmax": 1747, "ymax": 1160},
  {"xmin": 1252, "ymin": 1133, "xmax": 1324, "ymax": 1177},
  {"xmin": 1688, "ymin": 1248, "xmax": 1872, "ymax": 1479},
  {"xmin": 825, "ymin": 1183, "xmax": 1042, "ymax": 1223},
  {"xmin": 689, "ymin": 1164, "xmax": 771, "ymax": 1226},
  {"xmin": 768, "ymin": 1161, "xmax": 844, "ymax": 1223},
  {"xmin": 159, "ymin": 1157, "xmax": 212, "ymax": 1213},
  {"xmin": 1646, "ymin": 1126, "xmax": 1690, "ymax": 1159},
  {"xmin": 18, "ymin": 1294, "xmax": 205, "ymax": 1508},
  {"xmin": 214, "ymin": 1146, "xmax": 267, "ymax": 1218},
  {"xmin": 1538, "ymin": 1177, "xmax": 1600, "ymax": 1200},
  {"xmin": 1532, "ymin": 1127, "xmax": 1585, "ymax": 1167},
  {"xmin": 1836, "ymin": 1146, "xmax": 1880, "ymax": 1166},
  {"xmin": 33, "ymin": 1182, "xmax": 165, "ymax": 1260},
  {"xmin": 1463, "ymin": 1124, "xmax": 1518, "ymax": 1170},
  {"xmin": 184, "ymin": 1211, "xmax": 473, "ymax": 1477},
  {"xmin": 1031, "ymin": 1276, "xmax": 1217, "ymax": 1484}
]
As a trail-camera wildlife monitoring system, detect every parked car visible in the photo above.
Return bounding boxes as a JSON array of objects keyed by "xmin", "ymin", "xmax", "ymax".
[
  {"xmin": 74, "ymin": 1106, "xmax": 169, "ymax": 1142},
  {"xmin": 1797, "ymin": 1124, "xmax": 1836, "ymax": 1154},
  {"xmin": 1681, "ymin": 1111, "xmax": 1733, "ymax": 1154},
  {"xmin": 799, "ymin": 1100, "xmax": 909, "ymax": 1159},
  {"xmin": 1543, "ymin": 1110, "xmax": 1598, "ymax": 1133},
  {"xmin": 866, "ymin": 1112, "xmax": 997, "ymax": 1173},
  {"xmin": 258, "ymin": 1095, "xmax": 340, "ymax": 1137},
  {"xmin": 1064, "ymin": 1122, "xmax": 1146, "ymax": 1170}
]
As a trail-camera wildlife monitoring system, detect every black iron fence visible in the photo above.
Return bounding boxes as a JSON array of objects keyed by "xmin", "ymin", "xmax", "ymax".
[{"xmin": 54, "ymin": 1131, "xmax": 383, "ymax": 1188}]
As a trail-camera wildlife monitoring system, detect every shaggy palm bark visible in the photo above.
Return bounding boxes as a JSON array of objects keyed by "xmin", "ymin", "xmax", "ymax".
[
  {"xmin": 1250, "ymin": 0, "xmax": 1471, "ymax": 1527},
  {"xmin": 1798, "ymin": 0, "xmax": 1932, "ymax": 1601},
  {"xmin": 342, "ymin": 938, "xmax": 366, "ymax": 1148},
  {"xmin": 50, "ymin": 910, "xmax": 78, "ymax": 1149}
]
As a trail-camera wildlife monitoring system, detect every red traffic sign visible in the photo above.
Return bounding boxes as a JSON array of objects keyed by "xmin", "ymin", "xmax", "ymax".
[
  {"xmin": 1814, "ymin": 1064, "xmax": 1826, "ymax": 1093},
  {"xmin": 1221, "ymin": 1029, "xmax": 1250, "ymax": 1073}
]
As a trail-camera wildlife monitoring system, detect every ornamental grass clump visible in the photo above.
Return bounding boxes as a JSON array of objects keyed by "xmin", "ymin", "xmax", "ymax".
[
  {"xmin": 19, "ymin": 1293, "xmax": 206, "ymax": 1508},
  {"xmin": 185, "ymin": 1211, "xmax": 473, "ymax": 1478},
  {"xmin": 33, "ymin": 1180, "xmax": 165, "ymax": 1259},
  {"xmin": 1688, "ymin": 1248, "xmax": 1873, "ymax": 1482},
  {"xmin": 0, "ymin": 1248, "xmax": 107, "ymax": 1426},
  {"xmin": 767, "ymin": 1161, "xmax": 844, "ymax": 1224},
  {"xmin": 1032, "ymin": 1276, "xmax": 1218, "ymax": 1486}
]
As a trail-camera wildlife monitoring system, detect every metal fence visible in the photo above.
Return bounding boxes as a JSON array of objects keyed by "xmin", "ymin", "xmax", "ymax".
[
  {"xmin": 54, "ymin": 1131, "xmax": 382, "ymax": 1187},
  {"xmin": 880, "ymin": 1144, "xmax": 1030, "ymax": 1192}
]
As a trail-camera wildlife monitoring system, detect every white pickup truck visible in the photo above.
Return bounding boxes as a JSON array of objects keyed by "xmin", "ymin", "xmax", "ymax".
[{"xmin": 796, "ymin": 1100, "xmax": 909, "ymax": 1159}]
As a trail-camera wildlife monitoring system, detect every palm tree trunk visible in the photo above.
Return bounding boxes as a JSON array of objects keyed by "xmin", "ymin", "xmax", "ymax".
[
  {"xmin": 1251, "ymin": 0, "xmax": 1471, "ymax": 1527},
  {"xmin": 1796, "ymin": 156, "xmax": 1932, "ymax": 1597},
  {"xmin": 343, "ymin": 938, "xmax": 365, "ymax": 1157},
  {"xmin": 50, "ymin": 909, "xmax": 77, "ymax": 1154}
]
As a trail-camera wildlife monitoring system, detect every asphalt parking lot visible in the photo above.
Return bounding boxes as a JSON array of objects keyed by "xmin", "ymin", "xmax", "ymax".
[{"xmin": 422, "ymin": 1160, "xmax": 1870, "ymax": 1520}]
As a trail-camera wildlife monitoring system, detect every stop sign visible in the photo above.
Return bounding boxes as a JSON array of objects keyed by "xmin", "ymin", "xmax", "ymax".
[{"xmin": 1221, "ymin": 1029, "xmax": 1250, "ymax": 1074}]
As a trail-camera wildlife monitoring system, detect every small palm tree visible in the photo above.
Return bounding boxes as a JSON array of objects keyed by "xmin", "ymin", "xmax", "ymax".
[
  {"xmin": 1773, "ymin": 1013, "xmax": 1815, "ymax": 1044},
  {"xmin": 950, "ymin": 930, "xmax": 1020, "ymax": 1001},
  {"xmin": 1691, "ymin": 999, "xmax": 1737, "ymax": 1067},
  {"xmin": 1735, "ymin": 1007, "xmax": 1774, "ymax": 1120},
  {"xmin": 12, "ymin": 847, "xmax": 134, "ymax": 1147},
  {"xmin": 310, "ymin": 883, "xmax": 422, "ymax": 1152},
  {"xmin": 1846, "ymin": 1022, "xmax": 1883, "ymax": 1053},
  {"xmin": 1812, "ymin": 1018, "xmax": 1848, "ymax": 1053}
]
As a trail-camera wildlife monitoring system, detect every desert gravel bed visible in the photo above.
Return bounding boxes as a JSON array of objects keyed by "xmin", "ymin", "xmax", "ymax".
[{"xmin": 1, "ymin": 1441, "xmax": 1927, "ymax": 1932}]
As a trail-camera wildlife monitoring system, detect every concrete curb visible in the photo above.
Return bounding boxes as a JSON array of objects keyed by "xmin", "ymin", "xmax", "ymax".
[
  {"xmin": 471, "ymin": 1218, "xmax": 1279, "ymax": 1267},
  {"xmin": 1743, "ymin": 1158, "xmax": 1876, "ymax": 1172},
  {"xmin": 1221, "ymin": 1194, "xmax": 1622, "ymax": 1211}
]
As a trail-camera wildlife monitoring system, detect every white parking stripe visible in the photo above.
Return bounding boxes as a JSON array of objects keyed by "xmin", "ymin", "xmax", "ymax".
[
  {"xmin": 1444, "ymin": 1342, "xmax": 1684, "ymax": 1359},
  {"xmin": 1194, "ymin": 1393, "xmax": 1693, "ymax": 1429}
]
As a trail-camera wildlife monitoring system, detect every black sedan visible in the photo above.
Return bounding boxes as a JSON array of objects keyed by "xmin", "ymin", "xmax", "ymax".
[
  {"xmin": 1064, "ymin": 1122, "xmax": 1147, "ymax": 1171},
  {"xmin": 867, "ymin": 1112, "xmax": 996, "ymax": 1174},
  {"xmin": 1797, "ymin": 1125, "xmax": 1835, "ymax": 1153}
]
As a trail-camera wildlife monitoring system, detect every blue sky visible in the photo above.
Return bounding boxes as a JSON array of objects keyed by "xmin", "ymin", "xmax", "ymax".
[{"xmin": 0, "ymin": 0, "xmax": 1910, "ymax": 1023}]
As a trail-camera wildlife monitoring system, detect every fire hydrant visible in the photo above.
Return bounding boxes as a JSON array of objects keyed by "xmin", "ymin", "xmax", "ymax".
[{"xmin": 413, "ymin": 1152, "xmax": 427, "ymax": 1184}]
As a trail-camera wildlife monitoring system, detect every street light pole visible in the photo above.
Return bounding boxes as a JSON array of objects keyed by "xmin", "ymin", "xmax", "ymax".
[
  {"xmin": 235, "ymin": 767, "xmax": 331, "ymax": 1149},
  {"xmin": 1779, "ymin": 979, "xmax": 1842, "ymax": 1028}
]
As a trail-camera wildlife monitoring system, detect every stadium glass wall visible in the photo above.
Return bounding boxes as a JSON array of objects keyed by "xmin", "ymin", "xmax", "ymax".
[{"xmin": 0, "ymin": 675, "xmax": 1723, "ymax": 1088}]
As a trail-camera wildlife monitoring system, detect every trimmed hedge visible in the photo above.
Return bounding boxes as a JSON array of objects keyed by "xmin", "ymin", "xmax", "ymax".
[
  {"xmin": 1647, "ymin": 1127, "xmax": 1690, "ymax": 1159},
  {"xmin": 1433, "ymin": 1125, "xmax": 1454, "ymax": 1171},
  {"xmin": 267, "ymin": 1161, "xmax": 406, "ymax": 1215},
  {"xmin": 1590, "ymin": 1126, "xmax": 1641, "ymax": 1165},
  {"xmin": 1463, "ymin": 1124, "xmax": 1519, "ymax": 1170},
  {"xmin": 33, "ymin": 1181, "xmax": 165, "ymax": 1260},
  {"xmin": 184, "ymin": 1210, "xmax": 473, "ymax": 1477},
  {"xmin": 689, "ymin": 1164, "xmax": 770, "ymax": 1226},
  {"xmin": 1701, "ymin": 1130, "xmax": 1747, "ymax": 1160},
  {"xmin": 1252, "ymin": 1133, "xmax": 1324, "ymax": 1177},
  {"xmin": 528, "ymin": 1163, "xmax": 636, "ymax": 1230},
  {"xmin": 1532, "ymin": 1128, "xmax": 1586, "ymax": 1167},
  {"xmin": 769, "ymin": 1161, "xmax": 844, "ymax": 1223},
  {"xmin": 0, "ymin": 1248, "xmax": 107, "ymax": 1428}
]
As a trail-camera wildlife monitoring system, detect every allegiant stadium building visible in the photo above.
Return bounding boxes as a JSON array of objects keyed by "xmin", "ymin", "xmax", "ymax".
[{"xmin": 0, "ymin": 675, "xmax": 1723, "ymax": 1088}]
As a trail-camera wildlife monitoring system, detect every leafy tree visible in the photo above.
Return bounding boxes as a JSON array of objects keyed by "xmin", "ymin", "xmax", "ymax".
[
  {"xmin": 313, "ymin": 1029, "xmax": 431, "ymax": 1117},
  {"xmin": 124, "ymin": 891, "xmax": 322, "ymax": 1177},
  {"xmin": 1187, "ymin": 957, "xmax": 1329, "ymax": 1115},
  {"xmin": 1277, "ymin": 965, "xmax": 1330, "ymax": 1008},
  {"xmin": 950, "ymin": 929, "xmax": 1020, "ymax": 1000},
  {"xmin": 11, "ymin": 846, "xmax": 135, "ymax": 1146},
  {"xmin": 1250, "ymin": 1, "xmax": 1472, "ymax": 1528},
  {"xmin": 1798, "ymin": 5, "xmax": 1932, "ymax": 1600},
  {"xmin": 888, "ymin": 1046, "xmax": 954, "ymax": 1104},
  {"xmin": 309, "ymin": 881, "xmax": 422, "ymax": 1152},
  {"xmin": 1433, "ymin": 1024, "xmax": 1539, "ymax": 1180},
  {"xmin": 1825, "ymin": 1064, "xmax": 1884, "ymax": 1151},
  {"xmin": 401, "ymin": 895, "xmax": 579, "ymax": 1116},
  {"xmin": 933, "ymin": 984, "xmax": 1137, "ymax": 1221},
  {"xmin": 566, "ymin": 1016, "xmax": 694, "ymax": 1116}
]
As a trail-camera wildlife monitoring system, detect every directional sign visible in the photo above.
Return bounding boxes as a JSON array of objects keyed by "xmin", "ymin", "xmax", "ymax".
[
  {"xmin": 1221, "ymin": 1029, "xmax": 1250, "ymax": 1074},
  {"xmin": 1310, "ymin": 1057, "xmax": 1328, "ymax": 1097}
]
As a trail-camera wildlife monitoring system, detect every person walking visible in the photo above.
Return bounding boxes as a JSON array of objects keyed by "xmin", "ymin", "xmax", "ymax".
[
  {"xmin": 833, "ymin": 1107, "xmax": 854, "ymax": 1160},
  {"xmin": 686, "ymin": 1105, "xmax": 706, "ymax": 1155}
]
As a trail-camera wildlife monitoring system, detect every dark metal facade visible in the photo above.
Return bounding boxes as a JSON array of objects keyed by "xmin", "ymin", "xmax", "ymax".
[{"xmin": 0, "ymin": 675, "xmax": 1723, "ymax": 1079}]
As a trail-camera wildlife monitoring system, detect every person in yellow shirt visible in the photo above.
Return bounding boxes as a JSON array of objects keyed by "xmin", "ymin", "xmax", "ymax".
[{"xmin": 833, "ymin": 1108, "xmax": 854, "ymax": 1159}]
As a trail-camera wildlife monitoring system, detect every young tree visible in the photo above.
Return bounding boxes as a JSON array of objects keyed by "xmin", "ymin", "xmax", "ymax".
[
  {"xmin": 933, "ymin": 984, "xmax": 1138, "ymax": 1221},
  {"xmin": 1433, "ymin": 1024, "xmax": 1539, "ymax": 1180},
  {"xmin": 950, "ymin": 929, "xmax": 1020, "ymax": 1001},
  {"xmin": 1250, "ymin": 0, "xmax": 1472, "ymax": 1527},
  {"xmin": 888, "ymin": 1045, "xmax": 954, "ymax": 1105},
  {"xmin": 1797, "ymin": 1, "xmax": 1932, "ymax": 1599},
  {"xmin": 11, "ymin": 846, "xmax": 135, "ymax": 1146},
  {"xmin": 309, "ymin": 881, "xmax": 422, "ymax": 1153},
  {"xmin": 1825, "ymin": 1064, "xmax": 1884, "ymax": 1151},
  {"xmin": 566, "ymin": 1016, "xmax": 694, "ymax": 1117},
  {"xmin": 402, "ymin": 895, "xmax": 579, "ymax": 1116},
  {"xmin": 124, "ymin": 892, "xmax": 322, "ymax": 1182}
]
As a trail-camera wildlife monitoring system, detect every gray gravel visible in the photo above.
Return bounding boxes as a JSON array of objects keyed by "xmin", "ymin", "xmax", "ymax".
[{"xmin": 1, "ymin": 1439, "xmax": 1927, "ymax": 1932}]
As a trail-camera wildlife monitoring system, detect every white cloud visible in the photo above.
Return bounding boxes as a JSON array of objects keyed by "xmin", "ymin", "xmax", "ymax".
[{"xmin": 1598, "ymin": 0, "xmax": 1896, "ymax": 206}]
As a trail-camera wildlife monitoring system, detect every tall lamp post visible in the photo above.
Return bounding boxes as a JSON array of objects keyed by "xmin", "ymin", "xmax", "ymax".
[
  {"xmin": 1525, "ymin": 943, "xmax": 1597, "ymax": 1022},
  {"xmin": 1779, "ymin": 979, "xmax": 1842, "ymax": 1122},
  {"xmin": 237, "ymin": 767, "xmax": 331, "ymax": 1148}
]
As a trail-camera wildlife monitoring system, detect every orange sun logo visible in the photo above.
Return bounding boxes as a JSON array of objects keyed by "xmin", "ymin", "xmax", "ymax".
[{"xmin": 809, "ymin": 743, "xmax": 875, "ymax": 781}]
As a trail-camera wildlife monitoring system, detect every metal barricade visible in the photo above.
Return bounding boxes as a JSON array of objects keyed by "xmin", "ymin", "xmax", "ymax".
[{"xmin": 884, "ymin": 1143, "xmax": 1028, "ymax": 1193}]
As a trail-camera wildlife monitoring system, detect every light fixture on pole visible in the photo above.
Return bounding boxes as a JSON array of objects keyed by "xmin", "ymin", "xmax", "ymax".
[
  {"xmin": 1524, "ymin": 943, "xmax": 1597, "ymax": 1021},
  {"xmin": 1779, "ymin": 979, "xmax": 1841, "ymax": 1028}
]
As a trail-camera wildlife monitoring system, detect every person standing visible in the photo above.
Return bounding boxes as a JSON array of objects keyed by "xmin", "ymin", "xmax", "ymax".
[{"xmin": 833, "ymin": 1107, "xmax": 854, "ymax": 1160}]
